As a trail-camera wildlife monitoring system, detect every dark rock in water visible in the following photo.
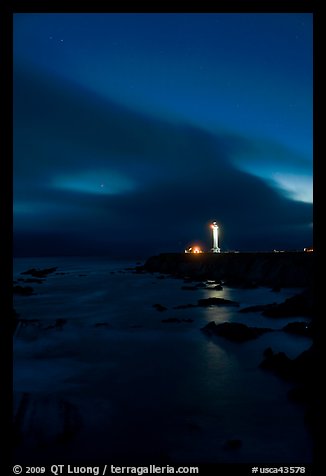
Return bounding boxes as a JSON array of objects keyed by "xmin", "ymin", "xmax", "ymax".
[
  {"xmin": 212, "ymin": 284, "xmax": 223, "ymax": 290},
  {"xmin": 94, "ymin": 322, "xmax": 112, "ymax": 328},
  {"xmin": 223, "ymin": 439, "xmax": 242, "ymax": 450},
  {"xmin": 259, "ymin": 351, "xmax": 293, "ymax": 378},
  {"xmin": 197, "ymin": 297, "xmax": 239, "ymax": 307},
  {"xmin": 259, "ymin": 346, "xmax": 314, "ymax": 381},
  {"xmin": 201, "ymin": 321, "xmax": 272, "ymax": 342},
  {"xmin": 239, "ymin": 303, "xmax": 277, "ymax": 313},
  {"xmin": 153, "ymin": 303, "xmax": 168, "ymax": 312},
  {"xmin": 182, "ymin": 318, "xmax": 194, "ymax": 323},
  {"xmin": 263, "ymin": 347, "xmax": 274, "ymax": 359},
  {"xmin": 260, "ymin": 346, "xmax": 317, "ymax": 433},
  {"xmin": 173, "ymin": 304, "xmax": 197, "ymax": 310},
  {"xmin": 21, "ymin": 267, "xmax": 57, "ymax": 278},
  {"xmin": 282, "ymin": 321, "xmax": 313, "ymax": 337},
  {"xmin": 262, "ymin": 289, "xmax": 313, "ymax": 317},
  {"xmin": 13, "ymin": 285, "xmax": 35, "ymax": 296},
  {"xmin": 161, "ymin": 318, "xmax": 182, "ymax": 323}
]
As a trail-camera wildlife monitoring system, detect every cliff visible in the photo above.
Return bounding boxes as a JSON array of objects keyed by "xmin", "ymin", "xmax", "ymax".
[{"xmin": 141, "ymin": 252, "xmax": 313, "ymax": 287}]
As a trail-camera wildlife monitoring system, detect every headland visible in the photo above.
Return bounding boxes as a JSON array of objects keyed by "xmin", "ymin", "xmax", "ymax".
[{"xmin": 140, "ymin": 251, "xmax": 313, "ymax": 287}]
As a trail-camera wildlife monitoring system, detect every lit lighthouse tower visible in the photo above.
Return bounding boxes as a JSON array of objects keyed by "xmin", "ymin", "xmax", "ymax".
[{"xmin": 211, "ymin": 222, "xmax": 220, "ymax": 253}]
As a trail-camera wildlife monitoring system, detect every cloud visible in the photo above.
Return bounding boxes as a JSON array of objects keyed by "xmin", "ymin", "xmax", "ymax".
[{"xmin": 13, "ymin": 65, "xmax": 313, "ymax": 256}]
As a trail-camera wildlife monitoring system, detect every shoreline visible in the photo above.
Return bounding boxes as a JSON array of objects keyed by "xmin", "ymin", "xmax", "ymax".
[{"xmin": 139, "ymin": 251, "xmax": 313, "ymax": 288}]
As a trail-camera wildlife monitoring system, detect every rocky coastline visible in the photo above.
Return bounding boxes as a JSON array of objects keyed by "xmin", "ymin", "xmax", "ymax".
[
  {"xmin": 137, "ymin": 251, "xmax": 316, "ymax": 436},
  {"xmin": 139, "ymin": 251, "xmax": 313, "ymax": 288}
]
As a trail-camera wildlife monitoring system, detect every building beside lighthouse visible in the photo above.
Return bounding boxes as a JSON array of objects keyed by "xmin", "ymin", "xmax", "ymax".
[
  {"xmin": 211, "ymin": 221, "xmax": 221, "ymax": 253},
  {"xmin": 184, "ymin": 221, "xmax": 221, "ymax": 253}
]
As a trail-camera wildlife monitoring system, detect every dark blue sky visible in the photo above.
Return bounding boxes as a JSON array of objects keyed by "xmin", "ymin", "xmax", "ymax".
[{"xmin": 13, "ymin": 13, "xmax": 313, "ymax": 257}]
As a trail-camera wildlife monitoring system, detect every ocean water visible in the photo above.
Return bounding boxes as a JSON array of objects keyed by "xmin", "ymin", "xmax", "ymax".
[{"xmin": 13, "ymin": 256, "xmax": 313, "ymax": 465}]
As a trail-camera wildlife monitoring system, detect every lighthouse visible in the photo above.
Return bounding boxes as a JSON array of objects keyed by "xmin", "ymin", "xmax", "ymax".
[{"xmin": 211, "ymin": 222, "xmax": 220, "ymax": 253}]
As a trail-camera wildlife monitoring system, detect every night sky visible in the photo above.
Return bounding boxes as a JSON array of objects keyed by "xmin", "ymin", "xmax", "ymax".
[{"xmin": 13, "ymin": 13, "xmax": 313, "ymax": 258}]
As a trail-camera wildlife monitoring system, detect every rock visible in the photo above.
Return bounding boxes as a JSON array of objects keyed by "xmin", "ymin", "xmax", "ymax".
[
  {"xmin": 182, "ymin": 318, "xmax": 194, "ymax": 323},
  {"xmin": 153, "ymin": 303, "xmax": 168, "ymax": 312},
  {"xmin": 259, "ymin": 346, "xmax": 314, "ymax": 381},
  {"xmin": 262, "ymin": 289, "xmax": 313, "ymax": 317},
  {"xmin": 21, "ymin": 267, "xmax": 57, "ymax": 278},
  {"xmin": 263, "ymin": 347, "xmax": 274, "ymax": 358},
  {"xmin": 260, "ymin": 346, "xmax": 317, "ymax": 433},
  {"xmin": 201, "ymin": 321, "xmax": 272, "ymax": 342},
  {"xmin": 259, "ymin": 351, "xmax": 293, "ymax": 378},
  {"xmin": 239, "ymin": 303, "xmax": 277, "ymax": 313},
  {"xmin": 197, "ymin": 297, "xmax": 239, "ymax": 307},
  {"xmin": 212, "ymin": 284, "xmax": 223, "ymax": 290},
  {"xmin": 282, "ymin": 321, "xmax": 313, "ymax": 337},
  {"xmin": 13, "ymin": 285, "xmax": 35, "ymax": 296}
]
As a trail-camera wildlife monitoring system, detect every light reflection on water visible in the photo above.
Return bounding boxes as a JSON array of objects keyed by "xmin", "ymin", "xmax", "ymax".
[{"xmin": 13, "ymin": 257, "xmax": 312, "ymax": 464}]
